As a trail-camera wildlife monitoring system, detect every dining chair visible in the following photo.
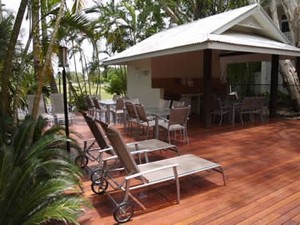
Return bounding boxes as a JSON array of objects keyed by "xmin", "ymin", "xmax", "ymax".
[
  {"xmin": 252, "ymin": 96, "xmax": 266, "ymax": 122},
  {"xmin": 239, "ymin": 97, "xmax": 256, "ymax": 125},
  {"xmin": 158, "ymin": 105, "xmax": 190, "ymax": 144},
  {"xmin": 211, "ymin": 97, "xmax": 230, "ymax": 126},
  {"xmin": 85, "ymin": 95, "xmax": 95, "ymax": 117},
  {"xmin": 92, "ymin": 96, "xmax": 108, "ymax": 122},
  {"xmin": 111, "ymin": 98, "xmax": 125, "ymax": 124},
  {"xmin": 135, "ymin": 104, "xmax": 156, "ymax": 139},
  {"xmin": 124, "ymin": 101, "xmax": 139, "ymax": 134}
]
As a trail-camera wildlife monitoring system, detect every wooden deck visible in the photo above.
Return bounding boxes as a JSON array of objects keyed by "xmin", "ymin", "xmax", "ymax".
[{"xmin": 71, "ymin": 115, "xmax": 300, "ymax": 225}]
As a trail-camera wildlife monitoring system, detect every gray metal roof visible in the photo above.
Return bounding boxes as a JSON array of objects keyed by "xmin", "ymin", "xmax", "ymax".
[{"xmin": 103, "ymin": 4, "xmax": 300, "ymax": 65}]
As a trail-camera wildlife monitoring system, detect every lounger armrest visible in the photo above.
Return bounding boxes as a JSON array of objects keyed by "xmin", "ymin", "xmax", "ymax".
[
  {"xmin": 98, "ymin": 146, "xmax": 114, "ymax": 153},
  {"xmin": 83, "ymin": 137, "xmax": 95, "ymax": 142},
  {"xmin": 125, "ymin": 163, "xmax": 179, "ymax": 180},
  {"xmin": 130, "ymin": 149, "xmax": 149, "ymax": 155},
  {"xmin": 102, "ymin": 155, "xmax": 118, "ymax": 161},
  {"xmin": 130, "ymin": 149, "xmax": 150, "ymax": 162}
]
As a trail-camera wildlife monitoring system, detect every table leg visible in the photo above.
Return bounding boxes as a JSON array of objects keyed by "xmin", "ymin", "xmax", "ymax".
[
  {"xmin": 107, "ymin": 105, "xmax": 111, "ymax": 123},
  {"xmin": 155, "ymin": 115, "xmax": 159, "ymax": 139},
  {"xmin": 231, "ymin": 105, "xmax": 235, "ymax": 125}
]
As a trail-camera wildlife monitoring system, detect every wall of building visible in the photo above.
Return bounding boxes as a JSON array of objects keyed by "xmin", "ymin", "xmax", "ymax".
[
  {"xmin": 151, "ymin": 50, "xmax": 226, "ymax": 96},
  {"xmin": 126, "ymin": 59, "xmax": 162, "ymax": 106}
]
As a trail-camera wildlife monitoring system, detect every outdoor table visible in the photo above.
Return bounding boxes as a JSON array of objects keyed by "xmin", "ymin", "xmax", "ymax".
[
  {"xmin": 99, "ymin": 99, "xmax": 115, "ymax": 123},
  {"xmin": 144, "ymin": 106, "xmax": 170, "ymax": 139}
]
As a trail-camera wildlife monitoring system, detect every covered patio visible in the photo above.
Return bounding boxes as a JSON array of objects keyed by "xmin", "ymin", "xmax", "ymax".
[
  {"xmin": 74, "ymin": 114, "xmax": 300, "ymax": 224},
  {"xmin": 103, "ymin": 3, "xmax": 300, "ymax": 128}
]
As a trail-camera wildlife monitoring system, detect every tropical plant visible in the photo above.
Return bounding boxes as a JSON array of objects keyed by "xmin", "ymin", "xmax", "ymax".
[
  {"xmin": 0, "ymin": 114, "xmax": 88, "ymax": 225},
  {"xmin": 1, "ymin": 0, "xmax": 28, "ymax": 118},
  {"xmin": 157, "ymin": 0, "xmax": 249, "ymax": 24},
  {"xmin": 104, "ymin": 66, "xmax": 127, "ymax": 96}
]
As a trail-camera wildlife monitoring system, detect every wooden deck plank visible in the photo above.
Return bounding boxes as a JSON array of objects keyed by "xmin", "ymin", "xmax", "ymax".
[{"xmin": 72, "ymin": 115, "xmax": 300, "ymax": 225}]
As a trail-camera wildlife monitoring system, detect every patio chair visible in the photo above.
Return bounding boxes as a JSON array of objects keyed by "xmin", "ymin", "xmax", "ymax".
[
  {"xmin": 26, "ymin": 94, "xmax": 55, "ymax": 125},
  {"xmin": 251, "ymin": 96, "xmax": 266, "ymax": 122},
  {"xmin": 85, "ymin": 95, "xmax": 95, "ymax": 117},
  {"xmin": 77, "ymin": 112, "xmax": 179, "ymax": 175},
  {"xmin": 159, "ymin": 106, "xmax": 190, "ymax": 144},
  {"xmin": 91, "ymin": 125, "xmax": 225, "ymax": 223},
  {"xmin": 92, "ymin": 96, "xmax": 108, "ymax": 122},
  {"xmin": 50, "ymin": 93, "xmax": 76, "ymax": 124},
  {"xmin": 135, "ymin": 104, "xmax": 156, "ymax": 139},
  {"xmin": 124, "ymin": 101, "xmax": 139, "ymax": 133},
  {"xmin": 239, "ymin": 97, "xmax": 256, "ymax": 125},
  {"xmin": 111, "ymin": 97, "xmax": 125, "ymax": 124},
  {"xmin": 211, "ymin": 97, "xmax": 230, "ymax": 126}
]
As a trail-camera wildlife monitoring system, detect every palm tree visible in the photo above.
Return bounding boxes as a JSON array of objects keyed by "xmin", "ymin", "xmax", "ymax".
[
  {"xmin": 0, "ymin": 115, "xmax": 88, "ymax": 225},
  {"xmin": 1, "ymin": 0, "xmax": 28, "ymax": 118}
]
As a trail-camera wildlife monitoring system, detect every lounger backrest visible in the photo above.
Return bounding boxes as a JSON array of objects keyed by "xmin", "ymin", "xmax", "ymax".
[
  {"xmin": 105, "ymin": 125, "xmax": 140, "ymax": 174},
  {"xmin": 81, "ymin": 112, "xmax": 109, "ymax": 149},
  {"xmin": 50, "ymin": 93, "xmax": 64, "ymax": 113},
  {"xmin": 26, "ymin": 94, "xmax": 47, "ymax": 114}
]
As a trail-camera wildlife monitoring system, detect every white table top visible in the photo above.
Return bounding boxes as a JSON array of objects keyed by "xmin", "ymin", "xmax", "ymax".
[
  {"xmin": 99, "ymin": 99, "xmax": 115, "ymax": 105},
  {"xmin": 145, "ymin": 107, "xmax": 170, "ymax": 117}
]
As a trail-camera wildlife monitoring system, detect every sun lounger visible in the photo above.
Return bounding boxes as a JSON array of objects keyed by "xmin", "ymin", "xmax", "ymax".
[
  {"xmin": 77, "ymin": 112, "xmax": 180, "ymax": 179},
  {"xmin": 92, "ymin": 124, "xmax": 226, "ymax": 223}
]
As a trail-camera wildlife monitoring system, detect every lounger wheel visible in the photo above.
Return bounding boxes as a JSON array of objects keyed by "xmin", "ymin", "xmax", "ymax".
[
  {"xmin": 75, "ymin": 154, "xmax": 88, "ymax": 168},
  {"xmin": 113, "ymin": 202, "xmax": 134, "ymax": 223},
  {"xmin": 91, "ymin": 178, "xmax": 108, "ymax": 194},
  {"xmin": 90, "ymin": 168, "xmax": 104, "ymax": 182}
]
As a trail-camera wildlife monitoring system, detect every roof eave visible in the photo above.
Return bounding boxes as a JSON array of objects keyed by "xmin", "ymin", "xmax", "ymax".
[
  {"xmin": 103, "ymin": 41, "xmax": 300, "ymax": 66},
  {"xmin": 102, "ymin": 43, "xmax": 210, "ymax": 65},
  {"xmin": 208, "ymin": 42, "xmax": 300, "ymax": 58}
]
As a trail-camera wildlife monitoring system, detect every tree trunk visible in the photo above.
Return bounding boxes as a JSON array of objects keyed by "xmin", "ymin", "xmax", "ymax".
[
  {"xmin": 270, "ymin": 0, "xmax": 300, "ymax": 111},
  {"xmin": 32, "ymin": 0, "xmax": 66, "ymax": 118},
  {"xmin": 31, "ymin": 0, "xmax": 43, "ymax": 119},
  {"xmin": 0, "ymin": 0, "xmax": 3, "ymax": 22},
  {"xmin": 41, "ymin": 2, "xmax": 58, "ymax": 94},
  {"xmin": 1, "ymin": 0, "xmax": 28, "ymax": 116}
]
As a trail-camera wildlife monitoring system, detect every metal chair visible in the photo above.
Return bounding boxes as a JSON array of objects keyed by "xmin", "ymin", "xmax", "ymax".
[
  {"xmin": 92, "ymin": 96, "xmax": 108, "ymax": 122},
  {"xmin": 135, "ymin": 104, "xmax": 156, "ymax": 139},
  {"xmin": 124, "ymin": 101, "xmax": 139, "ymax": 134},
  {"xmin": 111, "ymin": 98, "xmax": 125, "ymax": 124},
  {"xmin": 159, "ymin": 106, "xmax": 190, "ymax": 144},
  {"xmin": 211, "ymin": 97, "xmax": 230, "ymax": 126}
]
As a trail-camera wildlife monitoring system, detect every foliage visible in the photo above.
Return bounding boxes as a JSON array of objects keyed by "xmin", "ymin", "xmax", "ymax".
[
  {"xmin": 0, "ymin": 114, "xmax": 89, "ymax": 225},
  {"xmin": 156, "ymin": 0, "xmax": 249, "ymax": 24},
  {"xmin": 0, "ymin": 16, "xmax": 13, "ymax": 60},
  {"xmin": 104, "ymin": 66, "xmax": 127, "ymax": 96},
  {"xmin": 227, "ymin": 62, "xmax": 261, "ymax": 97}
]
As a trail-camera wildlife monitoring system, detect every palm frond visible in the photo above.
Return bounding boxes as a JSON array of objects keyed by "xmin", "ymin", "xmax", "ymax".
[{"xmin": 0, "ymin": 116, "xmax": 88, "ymax": 225}]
